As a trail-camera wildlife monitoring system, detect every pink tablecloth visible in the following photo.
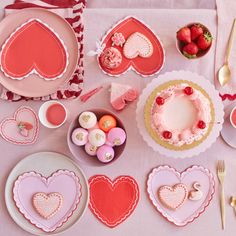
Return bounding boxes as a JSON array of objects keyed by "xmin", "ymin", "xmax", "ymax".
[{"xmin": 1, "ymin": 1, "xmax": 236, "ymax": 236}]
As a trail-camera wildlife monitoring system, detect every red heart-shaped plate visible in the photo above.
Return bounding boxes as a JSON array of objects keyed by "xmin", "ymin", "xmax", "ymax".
[{"xmin": 98, "ymin": 16, "xmax": 165, "ymax": 77}]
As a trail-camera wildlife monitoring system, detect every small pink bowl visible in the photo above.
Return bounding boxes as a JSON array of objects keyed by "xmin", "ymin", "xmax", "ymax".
[
  {"xmin": 176, "ymin": 22, "xmax": 212, "ymax": 59},
  {"xmin": 67, "ymin": 108, "xmax": 126, "ymax": 166}
]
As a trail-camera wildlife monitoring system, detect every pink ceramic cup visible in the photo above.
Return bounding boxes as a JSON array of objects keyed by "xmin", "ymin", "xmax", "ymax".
[{"xmin": 230, "ymin": 106, "xmax": 236, "ymax": 128}]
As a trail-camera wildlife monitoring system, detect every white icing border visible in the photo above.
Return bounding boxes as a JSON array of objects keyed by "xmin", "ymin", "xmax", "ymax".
[
  {"xmin": 96, "ymin": 15, "xmax": 165, "ymax": 78},
  {"xmin": 0, "ymin": 18, "xmax": 69, "ymax": 81}
]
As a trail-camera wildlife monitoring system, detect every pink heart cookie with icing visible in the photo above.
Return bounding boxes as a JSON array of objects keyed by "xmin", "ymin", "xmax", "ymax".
[
  {"xmin": 147, "ymin": 165, "xmax": 215, "ymax": 226},
  {"xmin": 13, "ymin": 170, "xmax": 82, "ymax": 232},
  {"xmin": 0, "ymin": 106, "xmax": 39, "ymax": 145},
  {"xmin": 158, "ymin": 184, "xmax": 188, "ymax": 210},
  {"xmin": 32, "ymin": 192, "xmax": 63, "ymax": 220},
  {"xmin": 123, "ymin": 32, "xmax": 153, "ymax": 59}
]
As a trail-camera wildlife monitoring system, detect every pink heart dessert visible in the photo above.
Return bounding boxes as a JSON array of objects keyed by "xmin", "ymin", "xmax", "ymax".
[
  {"xmin": 0, "ymin": 106, "xmax": 39, "ymax": 145},
  {"xmin": 147, "ymin": 165, "xmax": 214, "ymax": 226},
  {"xmin": 123, "ymin": 32, "xmax": 153, "ymax": 59},
  {"xmin": 13, "ymin": 170, "xmax": 82, "ymax": 232},
  {"xmin": 110, "ymin": 83, "xmax": 138, "ymax": 111},
  {"xmin": 32, "ymin": 192, "xmax": 63, "ymax": 220},
  {"xmin": 158, "ymin": 184, "xmax": 188, "ymax": 210}
]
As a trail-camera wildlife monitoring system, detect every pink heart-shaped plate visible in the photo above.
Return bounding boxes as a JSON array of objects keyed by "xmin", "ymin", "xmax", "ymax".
[
  {"xmin": 147, "ymin": 165, "xmax": 215, "ymax": 226},
  {"xmin": 0, "ymin": 106, "xmax": 39, "ymax": 145},
  {"xmin": 13, "ymin": 169, "xmax": 82, "ymax": 232}
]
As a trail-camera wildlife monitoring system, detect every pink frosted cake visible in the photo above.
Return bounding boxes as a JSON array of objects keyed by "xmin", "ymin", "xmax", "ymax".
[{"xmin": 145, "ymin": 82, "xmax": 213, "ymax": 149}]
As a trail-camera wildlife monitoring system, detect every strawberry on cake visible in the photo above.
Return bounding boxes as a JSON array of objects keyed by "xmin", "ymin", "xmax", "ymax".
[{"xmin": 146, "ymin": 82, "xmax": 212, "ymax": 148}]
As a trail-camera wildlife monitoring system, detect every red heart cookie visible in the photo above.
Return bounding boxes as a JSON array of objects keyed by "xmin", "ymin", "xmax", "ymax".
[
  {"xmin": 0, "ymin": 19, "xmax": 68, "ymax": 80},
  {"xmin": 89, "ymin": 175, "xmax": 139, "ymax": 227},
  {"xmin": 98, "ymin": 16, "xmax": 164, "ymax": 77}
]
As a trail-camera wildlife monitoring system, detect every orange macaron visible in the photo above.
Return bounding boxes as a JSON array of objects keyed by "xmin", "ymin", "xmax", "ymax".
[{"xmin": 98, "ymin": 115, "xmax": 117, "ymax": 132}]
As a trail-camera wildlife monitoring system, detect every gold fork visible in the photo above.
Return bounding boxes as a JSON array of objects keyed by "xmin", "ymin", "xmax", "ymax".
[{"xmin": 217, "ymin": 160, "xmax": 226, "ymax": 230}]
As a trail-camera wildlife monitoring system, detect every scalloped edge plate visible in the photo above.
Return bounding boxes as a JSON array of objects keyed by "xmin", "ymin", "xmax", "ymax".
[
  {"xmin": 136, "ymin": 70, "xmax": 224, "ymax": 158},
  {"xmin": 5, "ymin": 152, "xmax": 89, "ymax": 235},
  {"xmin": 147, "ymin": 165, "xmax": 215, "ymax": 226}
]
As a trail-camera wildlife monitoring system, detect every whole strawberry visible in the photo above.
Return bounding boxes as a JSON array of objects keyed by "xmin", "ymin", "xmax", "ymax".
[
  {"xmin": 177, "ymin": 27, "xmax": 191, "ymax": 43},
  {"xmin": 18, "ymin": 121, "xmax": 33, "ymax": 130},
  {"xmin": 197, "ymin": 32, "xmax": 212, "ymax": 50},
  {"xmin": 190, "ymin": 24, "xmax": 203, "ymax": 41},
  {"xmin": 182, "ymin": 42, "xmax": 199, "ymax": 58},
  {"xmin": 18, "ymin": 121, "xmax": 33, "ymax": 137}
]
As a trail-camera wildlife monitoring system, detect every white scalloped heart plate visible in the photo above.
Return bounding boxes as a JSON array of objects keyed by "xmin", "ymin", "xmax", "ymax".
[{"xmin": 147, "ymin": 165, "xmax": 215, "ymax": 226}]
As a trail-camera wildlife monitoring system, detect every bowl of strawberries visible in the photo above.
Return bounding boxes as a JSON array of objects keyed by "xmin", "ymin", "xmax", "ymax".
[{"xmin": 176, "ymin": 23, "xmax": 213, "ymax": 59}]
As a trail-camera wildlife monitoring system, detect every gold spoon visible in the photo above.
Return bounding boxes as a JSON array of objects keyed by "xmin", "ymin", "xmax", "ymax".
[
  {"xmin": 230, "ymin": 196, "xmax": 236, "ymax": 216},
  {"xmin": 218, "ymin": 19, "xmax": 236, "ymax": 86}
]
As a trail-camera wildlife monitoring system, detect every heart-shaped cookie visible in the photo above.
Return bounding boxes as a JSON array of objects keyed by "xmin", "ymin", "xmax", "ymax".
[
  {"xmin": 158, "ymin": 184, "xmax": 188, "ymax": 210},
  {"xmin": 32, "ymin": 192, "xmax": 63, "ymax": 220},
  {"xmin": 123, "ymin": 32, "xmax": 153, "ymax": 59},
  {"xmin": 0, "ymin": 106, "xmax": 39, "ymax": 145},
  {"xmin": 98, "ymin": 16, "xmax": 164, "ymax": 77},
  {"xmin": 0, "ymin": 19, "xmax": 68, "ymax": 80},
  {"xmin": 13, "ymin": 170, "xmax": 82, "ymax": 232},
  {"xmin": 89, "ymin": 175, "xmax": 139, "ymax": 228},
  {"xmin": 147, "ymin": 165, "xmax": 215, "ymax": 226}
]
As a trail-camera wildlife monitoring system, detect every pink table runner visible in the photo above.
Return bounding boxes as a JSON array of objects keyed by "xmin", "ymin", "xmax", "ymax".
[{"xmin": 1, "ymin": 1, "xmax": 236, "ymax": 236}]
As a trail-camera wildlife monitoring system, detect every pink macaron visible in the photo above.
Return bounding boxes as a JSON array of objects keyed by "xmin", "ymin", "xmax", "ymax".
[
  {"xmin": 107, "ymin": 127, "xmax": 126, "ymax": 146},
  {"xmin": 96, "ymin": 145, "xmax": 115, "ymax": 163},
  {"xmin": 85, "ymin": 142, "xmax": 97, "ymax": 156},
  {"xmin": 71, "ymin": 128, "xmax": 88, "ymax": 146}
]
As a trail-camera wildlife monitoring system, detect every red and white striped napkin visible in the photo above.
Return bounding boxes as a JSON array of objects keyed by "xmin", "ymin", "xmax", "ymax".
[{"xmin": 0, "ymin": 0, "xmax": 86, "ymax": 101}]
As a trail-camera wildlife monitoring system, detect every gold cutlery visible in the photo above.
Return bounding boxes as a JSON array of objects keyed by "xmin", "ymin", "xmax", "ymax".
[
  {"xmin": 218, "ymin": 19, "xmax": 236, "ymax": 86},
  {"xmin": 217, "ymin": 160, "xmax": 226, "ymax": 229}
]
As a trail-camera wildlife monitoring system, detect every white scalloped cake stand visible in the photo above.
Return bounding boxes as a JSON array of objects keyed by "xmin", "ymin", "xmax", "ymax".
[
  {"xmin": 136, "ymin": 70, "xmax": 224, "ymax": 158},
  {"xmin": 5, "ymin": 152, "xmax": 89, "ymax": 235}
]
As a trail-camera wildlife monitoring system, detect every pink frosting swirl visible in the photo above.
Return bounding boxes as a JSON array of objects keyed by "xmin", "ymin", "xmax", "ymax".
[{"xmin": 101, "ymin": 47, "xmax": 122, "ymax": 69}]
